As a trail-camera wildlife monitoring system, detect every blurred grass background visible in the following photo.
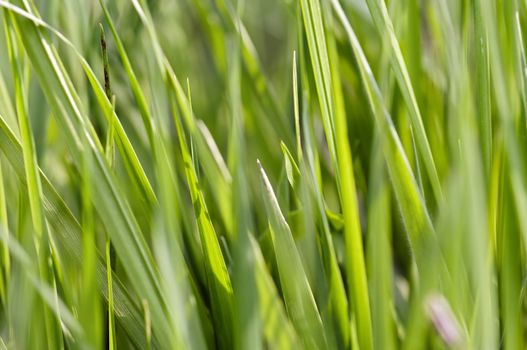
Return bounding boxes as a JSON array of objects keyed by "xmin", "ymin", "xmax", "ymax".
[{"xmin": 0, "ymin": 0, "xmax": 525, "ymax": 349}]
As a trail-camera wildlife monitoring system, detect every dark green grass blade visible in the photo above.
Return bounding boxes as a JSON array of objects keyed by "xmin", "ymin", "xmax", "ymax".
[{"xmin": 357, "ymin": 0, "xmax": 443, "ymax": 203}]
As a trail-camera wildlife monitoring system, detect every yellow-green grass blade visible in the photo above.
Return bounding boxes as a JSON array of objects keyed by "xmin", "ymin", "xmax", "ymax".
[
  {"xmin": 366, "ymin": 135, "xmax": 395, "ymax": 350},
  {"xmin": 304, "ymin": 166, "xmax": 350, "ymax": 349},
  {"xmin": 295, "ymin": 23, "xmax": 351, "ymax": 346},
  {"xmin": 498, "ymin": 167, "xmax": 524, "ymax": 350},
  {"xmin": 79, "ymin": 144, "xmax": 102, "ymax": 349},
  {"xmin": 299, "ymin": 0, "xmax": 373, "ymax": 348},
  {"xmin": 466, "ymin": 0, "xmax": 527, "ymax": 268},
  {"xmin": 98, "ymin": 0, "xmax": 154, "ymax": 146},
  {"xmin": 170, "ymin": 80, "xmax": 235, "ymax": 349},
  {"xmin": 298, "ymin": 0, "xmax": 337, "ymax": 170},
  {"xmin": 474, "ymin": 0, "xmax": 492, "ymax": 174},
  {"xmin": 461, "ymin": 128, "xmax": 498, "ymax": 350}
]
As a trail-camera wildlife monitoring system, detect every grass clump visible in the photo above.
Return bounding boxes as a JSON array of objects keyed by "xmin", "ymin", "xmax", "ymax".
[{"xmin": 0, "ymin": 0, "xmax": 524, "ymax": 349}]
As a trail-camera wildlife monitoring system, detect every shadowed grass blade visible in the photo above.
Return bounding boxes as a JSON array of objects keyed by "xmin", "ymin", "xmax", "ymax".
[{"xmin": 258, "ymin": 161, "xmax": 327, "ymax": 349}]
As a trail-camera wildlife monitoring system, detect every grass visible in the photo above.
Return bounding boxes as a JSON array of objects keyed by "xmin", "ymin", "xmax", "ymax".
[{"xmin": 0, "ymin": 0, "xmax": 525, "ymax": 348}]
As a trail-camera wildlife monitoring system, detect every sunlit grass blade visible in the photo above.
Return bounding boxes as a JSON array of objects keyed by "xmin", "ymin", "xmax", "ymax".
[
  {"xmin": 98, "ymin": 0, "xmax": 154, "ymax": 145},
  {"xmin": 299, "ymin": 0, "xmax": 373, "ymax": 347},
  {"xmin": 282, "ymin": 126, "xmax": 350, "ymax": 349},
  {"xmin": 170, "ymin": 80, "xmax": 235, "ymax": 349},
  {"xmin": 151, "ymin": 105, "xmax": 208, "ymax": 349}
]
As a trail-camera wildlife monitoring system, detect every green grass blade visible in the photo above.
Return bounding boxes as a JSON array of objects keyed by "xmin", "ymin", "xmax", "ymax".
[
  {"xmin": 331, "ymin": 0, "xmax": 434, "ymax": 251},
  {"xmin": 474, "ymin": 0, "xmax": 492, "ymax": 174},
  {"xmin": 1, "ymin": 5, "xmax": 175, "ymax": 345},
  {"xmin": 3, "ymin": 12, "xmax": 61, "ymax": 349},
  {"xmin": 226, "ymin": 16, "xmax": 262, "ymax": 349},
  {"xmin": 105, "ymin": 240, "xmax": 117, "ymax": 350},
  {"xmin": 170, "ymin": 80, "xmax": 235, "ymax": 349},
  {"xmin": 258, "ymin": 161, "xmax": 327, "ymax": 349},
  {"xmin": 357, "ymin": 0, "xmax": 442, "ymax": 203},
  {"xmin": 0, "ymin": 0, "xmax": 157, "ymax": 205},
  {"xmin": 0, "ymin": 112, "xmax": 150, "ymax": 348},
  {"xmin": 366, "ymin": 135, "xmax": 395, "ymax": 350},
  {"xmin": 250, "ymin": 236, "xmax": 299, "ymax": 349},
  {"xmin": 299, "ymin": 1, "xmax": 373, "ymax": 347}
]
